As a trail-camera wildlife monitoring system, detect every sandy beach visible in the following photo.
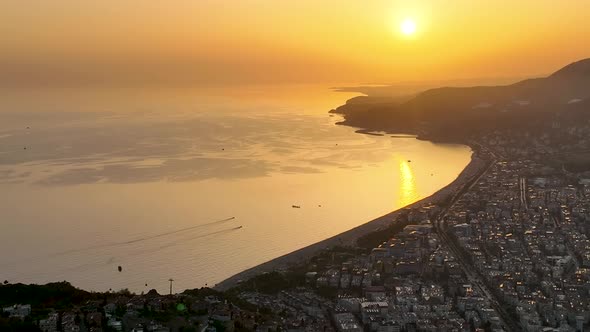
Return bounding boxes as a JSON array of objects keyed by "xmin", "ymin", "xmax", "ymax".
[{"xmin": 214, "ymin": 149, "xmax": 486, "ymax": 291}]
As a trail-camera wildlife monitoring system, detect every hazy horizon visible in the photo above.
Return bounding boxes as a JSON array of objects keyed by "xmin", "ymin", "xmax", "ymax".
[
  {"xmin": 4, "ymin": 3, "xmax": 590, "ymax": 331},
  {"xmin": 2, "ymin": 1, "xmax": 589, "ymax": 87}
]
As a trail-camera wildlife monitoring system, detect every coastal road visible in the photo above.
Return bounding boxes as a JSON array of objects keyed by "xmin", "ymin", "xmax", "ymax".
[
  {"xmin": 433, "ymin": 145, "xmax": 520, "ymax": 332},
  {"xmin": 519, "ymin": 176, "xmax": 528, "ymax": 210}
]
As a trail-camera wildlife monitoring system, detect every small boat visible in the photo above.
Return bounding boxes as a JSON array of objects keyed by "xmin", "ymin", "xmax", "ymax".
[
  {"xmin": 407, "ymin": 160, "xmax": 411, "ymax": 162},
  {"xmin": 233, "ymin": 225, "xmax": 243, "ymax": 230},
  {"xmin": 117, "ymin": 266, "xmax": 122, "ymax": 272},
  {"xmin": 292, "ymin": 205, "xmax": 301, "ymax": 209}
]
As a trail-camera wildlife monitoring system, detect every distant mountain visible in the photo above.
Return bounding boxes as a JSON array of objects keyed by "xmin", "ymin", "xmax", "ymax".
[
  {"xmin": 333, "ymin": 58, "xmax": 590, "ymax": 141},
  {"xmin": 550, "ymin": 58, "xmax": 590, "ymax": 79}
]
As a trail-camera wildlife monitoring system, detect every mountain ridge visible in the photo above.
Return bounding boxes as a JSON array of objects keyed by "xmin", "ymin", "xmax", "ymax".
[{"xmin": 332, "ymin": 58, "xmax": 590, "ymax": 142}]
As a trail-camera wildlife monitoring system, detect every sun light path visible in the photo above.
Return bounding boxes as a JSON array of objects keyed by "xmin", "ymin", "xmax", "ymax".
[{"xmin": 398, "ymin": 159, "xmax": 419, "ymax": 207}]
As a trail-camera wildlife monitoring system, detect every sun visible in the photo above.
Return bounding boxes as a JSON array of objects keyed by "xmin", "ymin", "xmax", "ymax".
[{"xmin": 400, "ymin": 18, "xmax": 417, "ymax": 36}]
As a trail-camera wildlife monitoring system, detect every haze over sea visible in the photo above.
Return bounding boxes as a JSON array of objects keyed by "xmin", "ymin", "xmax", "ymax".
[{"xmin": 0, "ymin": 85, "xmax": 471, "ymax": 294}]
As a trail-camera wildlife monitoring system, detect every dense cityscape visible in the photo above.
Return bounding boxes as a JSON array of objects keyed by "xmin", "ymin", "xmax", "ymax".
[
  {"xmin": 4, "ymin": 101, "xmax": 590, "ymax": 332},
  {"xmin": 3, "ymin": 1, "xmax": 590, "ymax": 331}
]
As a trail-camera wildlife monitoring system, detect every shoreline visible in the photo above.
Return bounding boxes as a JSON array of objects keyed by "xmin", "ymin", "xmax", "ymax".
[{"xmin": 214, "ymin": 146, "xmax": 486, "ymax": 291}]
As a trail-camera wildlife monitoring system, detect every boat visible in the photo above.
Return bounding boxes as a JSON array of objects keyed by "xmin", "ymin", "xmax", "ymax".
[
  {"xmin": 233, "ymin": 225, "xmax": 243, "ymax": 230},
  {"xmin": 292, "ymin": 205, "xmax": 301, "ymax": 208}
]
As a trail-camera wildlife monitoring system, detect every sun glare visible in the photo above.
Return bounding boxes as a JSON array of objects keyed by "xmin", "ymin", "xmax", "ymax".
[{"xmin": 400, "ymin": 18, "xmax": 417, "ymax": 36}]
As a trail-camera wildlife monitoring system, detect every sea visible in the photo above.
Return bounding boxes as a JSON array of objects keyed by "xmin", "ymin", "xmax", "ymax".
[{"xmin": 0, "ymin": 85, "xmax": 471, "ymax": 293}]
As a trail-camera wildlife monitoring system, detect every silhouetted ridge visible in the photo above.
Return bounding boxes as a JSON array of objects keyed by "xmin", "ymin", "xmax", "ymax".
[
  {"xmin": 550, "ymin": 58, "xmax": 590, "ymax": 79},
  {"xmin": 333, "ymin": 58, "xmax": 590, "ymax": 142}
]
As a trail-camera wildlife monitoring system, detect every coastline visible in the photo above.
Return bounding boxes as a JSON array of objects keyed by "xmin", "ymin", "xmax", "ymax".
[{"xmin": 214, "ymin": 147, "xmax": 486, "ymax": 291}]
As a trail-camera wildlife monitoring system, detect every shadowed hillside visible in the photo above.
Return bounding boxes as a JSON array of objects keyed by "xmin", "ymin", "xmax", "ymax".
[{"xmin": 332, "ymin": 58, "xmax": 590, "ymax": 142}]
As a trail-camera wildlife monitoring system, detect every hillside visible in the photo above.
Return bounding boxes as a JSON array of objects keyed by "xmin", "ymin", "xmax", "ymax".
[{"xmin": 332, "ymin": 58, "xmax": 590, "ymax": 142}]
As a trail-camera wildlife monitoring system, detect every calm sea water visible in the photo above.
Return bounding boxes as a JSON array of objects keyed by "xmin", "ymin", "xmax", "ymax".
[{"xmin": 0, "ymin": 85, "xmax": 471, "ymax": 293}]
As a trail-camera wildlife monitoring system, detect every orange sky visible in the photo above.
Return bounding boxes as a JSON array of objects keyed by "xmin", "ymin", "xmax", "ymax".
[{"xmin": 1, "ymin": 0, "xmax": 589, "ymax": 86}]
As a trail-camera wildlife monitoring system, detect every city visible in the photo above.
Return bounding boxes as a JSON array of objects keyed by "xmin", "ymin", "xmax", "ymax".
[
  {"xmin": 2, "ymin": 2, "xmax": 590, "ymax": 331},
  {"xmin": 4, "ymin": 102, "xmax": 590, "ymax": 332}
]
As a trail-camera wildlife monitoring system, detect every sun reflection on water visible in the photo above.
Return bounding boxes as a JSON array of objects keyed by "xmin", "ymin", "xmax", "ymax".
[{"xmin": 398, "ymin": 159, "xmax": 419, "ymax": 207}]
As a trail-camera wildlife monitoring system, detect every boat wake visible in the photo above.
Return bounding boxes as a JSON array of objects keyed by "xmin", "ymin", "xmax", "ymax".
[
  {"xmin": 136, "ymin": 225, "xmax": 243, "ymax": 254},
  {"xmin": 51, "ymin": 217, "xmax": 237, "ymax": 257},
  {"xmin": 60, "ymin": 225, "xmax": 244, "ymax": 274}
]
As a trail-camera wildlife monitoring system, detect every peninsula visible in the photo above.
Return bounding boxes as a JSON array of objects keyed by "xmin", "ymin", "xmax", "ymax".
[
  {"xmin": 216, "ymin": 58, "xmax": 590, "ymax": 291},
  {"xmin": 5, "ymin": 58, "xmax": 590, "ymax": 332}
]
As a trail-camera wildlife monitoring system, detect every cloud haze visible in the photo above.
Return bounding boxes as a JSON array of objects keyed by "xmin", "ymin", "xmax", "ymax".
[{"xmin": 1, "ymin": 1, "xmax": 590, "ymax": 86}]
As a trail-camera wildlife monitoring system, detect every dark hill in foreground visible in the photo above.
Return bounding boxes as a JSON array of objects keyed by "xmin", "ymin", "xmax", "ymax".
[{"xmin": 332, "ymin": 58, "xmax": 590, "ymax": 141}]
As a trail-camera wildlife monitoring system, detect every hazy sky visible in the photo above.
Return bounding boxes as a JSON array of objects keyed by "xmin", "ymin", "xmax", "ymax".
[{"xmin": 2, "ymin": 0, "xmax": 589, "ymax": 86}]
